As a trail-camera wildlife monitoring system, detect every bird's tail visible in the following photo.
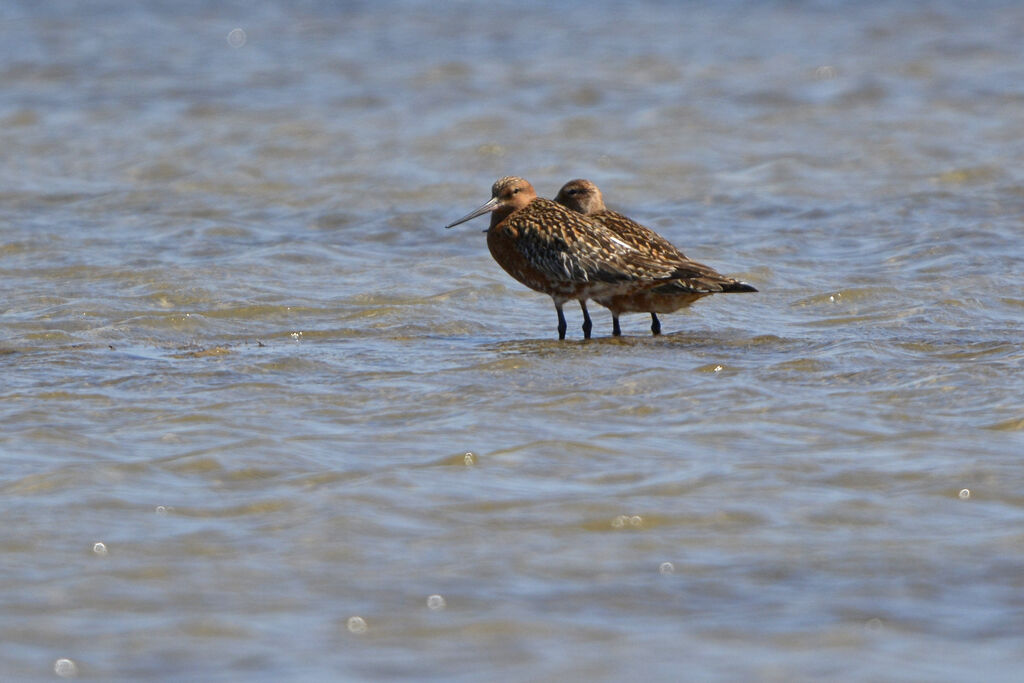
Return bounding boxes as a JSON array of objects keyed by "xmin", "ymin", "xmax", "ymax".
[{"xmin": 722, "ymin": 281, "xmax": 758, "ymax": 293}]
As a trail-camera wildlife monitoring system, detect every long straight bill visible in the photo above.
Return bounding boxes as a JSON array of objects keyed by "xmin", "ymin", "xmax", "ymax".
[{"xmin": 444, "ymin": 196, "xmax": 500, "ymax": 229}]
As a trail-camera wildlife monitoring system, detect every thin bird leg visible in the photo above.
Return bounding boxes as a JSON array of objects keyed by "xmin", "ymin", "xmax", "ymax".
[
  {"xmin": 555, "ymin": 303, "xmax": 567, "ymax": 340},
  {"xmin": 579, "ymin": 301, "xmax": 592, "ymax": 339},
  {"xmin": 650, "ymin": 313, "xmax": 662, "ymax": 336},
  {"xmin": 612, "ymin": 315, "xmax": 622, "ymax": 337}
]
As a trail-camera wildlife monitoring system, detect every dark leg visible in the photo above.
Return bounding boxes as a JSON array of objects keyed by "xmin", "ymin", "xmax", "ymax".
[
  {"xmin": 556, "ymin": 303, "xmax": 567, "ymax": 340},
  {"xmin": 650, "ymin": 313, "xmax": 661, "ymax": 336},
  {"xmin": 612, "ymin": 314, "xmax": 621, "ymax": 337},
  {"xmin": 579, "ymin": 301, "xmax": 592, "ymax": 339}
]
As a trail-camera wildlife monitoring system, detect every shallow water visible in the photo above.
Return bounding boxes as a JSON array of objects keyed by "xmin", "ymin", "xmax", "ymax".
[{"xmin": 2, "ymin": 1, "xmax": 1024, "ymax": 680}]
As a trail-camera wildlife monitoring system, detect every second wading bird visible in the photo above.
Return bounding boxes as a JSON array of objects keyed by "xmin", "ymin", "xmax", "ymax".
[
  {"xmin": 555, "ymin": 178, "xmax": 757, "ymax": 336},
  {"xmin": 445, "ymin": 176, "xmax": 708, "ymax": 340}
]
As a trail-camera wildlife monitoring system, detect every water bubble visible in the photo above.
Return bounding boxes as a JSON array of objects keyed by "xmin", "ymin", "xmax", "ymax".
[
  {"xmin": 463, "ymin": 452, "xmax": 476, "ymax": 466},
  {"xmin": 346, "ymin": 616, "xmax": 367, "ymax": 634},
  {"xmin": 54, "ymin": 658, "xmax": 78, "ymax": 677},
  {"xmin": 155, "ymin": 505, "xmax": 172, "ymax": 516},
  {"xmin": 713, "ymin": 365, "xmax": 723, "ymax": 373},
  {"xmin": 864, "ymin": 617, "xmax": 883, "ymax": 632},
  {"xmin": 659, "ymin": 562, "xmax": 675, "ymax": 575},
  {"xmin": 611, "ymin": 515, "xmax": 627, "ymax": 529},
  {"xmin": 92, "ymin": 542, "xmax": 108, "ymax": 556},
  {"xmin": 290, "ymin": 331, "xmax": 302, "ymax": 341},
  {"xmin": 814, "ymin": 65, "xmax": 838, "ymax": 80},
  {"xmin": 629, "ymin": 515, "xmax": 643, "ymax": 527},
  {"xmin": 427, "ymin": 594, "xmax": 446, "ymax": 610},
  {"xmin": 959, "ymin": 488, "xmax": 970, "ymax": 500},
  {"xmin": 227, "ymin": 28, "xmax": 247, "ymax": 48}
]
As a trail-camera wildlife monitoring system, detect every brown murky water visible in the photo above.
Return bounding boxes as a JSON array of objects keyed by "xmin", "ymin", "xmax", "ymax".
[{"xmin": 2, "ymin": 1, "xmax": 1023, "ymax": 680}]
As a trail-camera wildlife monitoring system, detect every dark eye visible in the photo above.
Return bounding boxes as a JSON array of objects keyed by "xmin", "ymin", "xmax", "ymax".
[
  {"xmin": 512, "ymin": 188, "xmax": 520, "ymax": 194},
  {"xmin": 568, "ymin": 189, "xmax": 578, "ymax": 195}
]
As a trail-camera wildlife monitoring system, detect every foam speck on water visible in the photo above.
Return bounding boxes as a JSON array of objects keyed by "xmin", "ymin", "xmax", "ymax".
[
  {"xmin": 54, "ymin": 658, "xmax": 78, "ymax": 678},
  {"xmin": 227, "ymin": 28, "xmax": 247, "ymax": 48},
  {"xmin": 612, "ymin": 515, "xmax": 644, "ymax": 529},
  {"xmin": 346, "ymin": 616, "xmax": 367, "ymax": 634}
]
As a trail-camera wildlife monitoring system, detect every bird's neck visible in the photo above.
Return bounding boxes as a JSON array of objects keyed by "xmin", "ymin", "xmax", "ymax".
[{"xmin": 488, "ymin": 198, "xmax": 534, "ymax": 230}]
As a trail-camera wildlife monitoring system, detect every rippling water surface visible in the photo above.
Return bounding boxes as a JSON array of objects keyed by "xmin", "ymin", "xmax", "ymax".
[{"xmin": 3, "ymin": 1, "xmax": 1024, "ymax": 680}]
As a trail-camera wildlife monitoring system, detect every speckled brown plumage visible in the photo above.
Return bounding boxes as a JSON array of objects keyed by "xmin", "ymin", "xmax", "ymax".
[
  {"xmin": 555, "ymin": 178, "xmax": 757, "ymax": 336},
  {"xmin": 446, "ymin": 176, "xmax": 709, "ymax": 339}
]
